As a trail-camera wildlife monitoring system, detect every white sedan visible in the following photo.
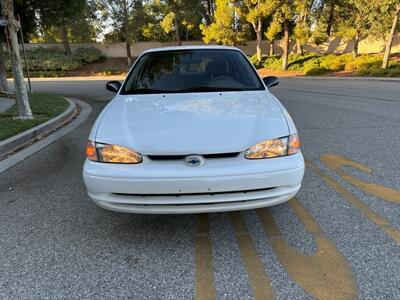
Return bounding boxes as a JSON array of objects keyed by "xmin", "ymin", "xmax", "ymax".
[{"xmin": 83, "ymin": 46, "xmax": 304, "ymax": 214}]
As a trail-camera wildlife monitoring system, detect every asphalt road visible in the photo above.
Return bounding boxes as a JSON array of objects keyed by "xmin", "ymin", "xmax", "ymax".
[{"xmin": 0, "ymin": 78, "xmax": 399, "ymax": 299}]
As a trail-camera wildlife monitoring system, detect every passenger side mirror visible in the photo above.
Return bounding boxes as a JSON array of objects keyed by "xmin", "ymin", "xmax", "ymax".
[
  {"xmin": 262, "ymin": 76, "xmax": 279, "ymax": 89},
  {"xmin": 106, "ymin": 81, "xmax": 122, "ymax": 93}
]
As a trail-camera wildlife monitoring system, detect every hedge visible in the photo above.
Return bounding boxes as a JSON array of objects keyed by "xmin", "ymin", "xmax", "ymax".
[
  {"xmin": 5, "ymin": 46, "xmax": 102, "ymax": 73},
  {"xmin": 75, "ymin": 47, "xmax": 103, "ymax": 63},
  {"xmin": 250, "ymin": 53, "xmax": 400, "ymax": 77}
]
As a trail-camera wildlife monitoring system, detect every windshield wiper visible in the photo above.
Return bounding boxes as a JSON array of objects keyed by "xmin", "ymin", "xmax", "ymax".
[
  {"xmin": 122, "ymin": 88, "xmax": 175, "ymax": 94},
  {"xmin": 122, "ymin": 86, "xmax": 245, "ymax": 95},
  {"xmin": 175, "ymin": 86, "xmax": 245, "ymax": 93}
]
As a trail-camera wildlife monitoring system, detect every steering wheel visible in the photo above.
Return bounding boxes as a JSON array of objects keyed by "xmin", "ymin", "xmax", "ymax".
[{"xmin": 209, "ymin": 76, "xmax": 232, "ymax": 84}]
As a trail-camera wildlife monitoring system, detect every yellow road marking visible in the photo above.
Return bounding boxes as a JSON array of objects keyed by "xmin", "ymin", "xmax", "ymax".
[
  {"xmin": 195, "ymin": 214, "xmax": 216, "ymax": 300},
  {"xmin": 307, "ymin": 159, "xmax": 400, "ymax": 244},
  {"xmin": 321, "ymin": 153, "xmax": 400, "ymax": 204},
  {"xmin": 257, "ymin": 199, "xmax": 357, "ymax": 300},
  {"xmin": 229, "ymin": 212, "xmax": 275, "ymax": 300}
]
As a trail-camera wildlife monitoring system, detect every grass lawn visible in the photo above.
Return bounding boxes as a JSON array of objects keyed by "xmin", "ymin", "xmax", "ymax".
[{"xmin": 0, "ymin": 93, "xmax": 68, "ymax": 141}]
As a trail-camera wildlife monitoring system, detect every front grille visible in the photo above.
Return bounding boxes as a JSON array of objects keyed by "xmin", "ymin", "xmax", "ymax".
[
  {"xmin": 113, "ymin": 187, "xmax": 277, "ymax": 197},
  {"xmin": 148, "ymin": 152, "xmax": 240, "ymax": 161}
]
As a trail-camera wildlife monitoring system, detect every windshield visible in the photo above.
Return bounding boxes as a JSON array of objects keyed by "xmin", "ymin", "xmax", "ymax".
[{"xmin": 121, "ymin": 49, "xmax": 265, "ymax": 94}]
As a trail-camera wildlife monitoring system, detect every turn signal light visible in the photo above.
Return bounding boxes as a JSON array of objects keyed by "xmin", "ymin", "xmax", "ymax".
[{"xmin": 86, "ymin": 141, "xmax": 98, "ymax": 161}]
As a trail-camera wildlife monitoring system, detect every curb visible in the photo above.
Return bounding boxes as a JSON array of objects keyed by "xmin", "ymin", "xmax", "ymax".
[
  {"xmin": 0, "ymin": 98, "xmax": 92, "ymax": 174},
  {"xmin": 7, "ymin": 76, "xmax": 126, "ymax": 82},
  {"xmin": 0, "ymin": 98, "xmax": 78, "ymax": 160}
]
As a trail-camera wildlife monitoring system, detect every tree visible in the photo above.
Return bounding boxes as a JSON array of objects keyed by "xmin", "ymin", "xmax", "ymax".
[
  {"xmin": 382, "ymin": 3, "xmax": 400, "ymax": 69},
  {"xmin": 293, "ymin": 0, "xmax": 314, "ymax": 55},
  {"xmin": 36, "ymin": 0, "xmax": 87, "ymax": 55},
  {"xmin": 0, "ymin": 46, "xmax": 8, "ymax": 92},
  {"xmin": 154, "ymin": 0, "xmax": 203, "ymax": 45},
  {"xmin": 267, "ymin": 1, "xmax": 295, "ymax": 70},
  {"xmin": 1, "ymin": 0, "xmax": 32, "ymax": 119},
  {"xmin": 335, "ymin": 0, "xmax": 376, "ymax": 58},
  {"xmin": 160, "ymin": 11, "xmax": 180, "ymax": 44},
  {"xmin": 96, "ymin": 0, "xmax": 146, "ymax": 66},
  {"xmin": 241, "ymin": 0, "xmax": 277, "ymax": 61},
  {"xmin": 0, "ymin": 0, "xmax": 37, "ymax": 92},
  {"xmin": 315, "ymin": 0, "xmax": 343, "ymax": 37},
  {"xmin": 12, "ymin": 0, "xmax": 37, "ymax": 41},
  {"xmin": 265, "ymin": 16, "xmax": 281, "ymax": 56},
  {"xmin": 201, "ymin": 0, "xmax": 215, "ymax": 25},
  {"xmin": 200, "ymin": 0, "xmax": 244, "ymax": 45}
]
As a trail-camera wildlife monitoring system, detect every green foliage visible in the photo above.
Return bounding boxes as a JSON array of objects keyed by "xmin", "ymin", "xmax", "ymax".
[
  {"xmin": 0, "ymin": 93, "xmax": 68, "ymax": 141},
  {"xmin": 302, "ymin": 58, "xmax": 329, "ymax": 75},
  {"xmin": 358, "ymin": 63, "xmax": 400, "ymax": 76},
  {"xmin": 201, "ymin": 0, "xmax": 244, "ymax": 45},
  {"xmin": 250, "ymin": 52, "xmax": 400, "ymax": 77},
  {"xmin": 6, "ymin": 47, "xmax": 82, "ymax": 72},
  {"xmin": 101, "ymin": 68, "xmax": 124, "ymax": 76},
  {"xmin": 96, "ymin": 0, "xmax": 147, "ymax": 43},
  {"xmin": 343, "ymin": 55, "xmax": 382, "ymax": 71},
  {"xmin": 74, "ymin": 47, "xmax": 103, "ymax": 63},
  {"xmin": 36, "ymin": 0, "xmax": 87, "ymax": 28}
]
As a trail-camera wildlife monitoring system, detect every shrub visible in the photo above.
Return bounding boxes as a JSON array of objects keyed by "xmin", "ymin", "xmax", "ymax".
[
  {"xmin": 344, "ymin": 55, "xmax": 382, "ymax": 72},
  {"xmin": 357, "ymin": 61, "xmax": 400, "ymax": 77},
  {"xmin": 102, "ymin": 68, "xmax": 123, "ymax": 76},
  {"xmin": 75, "ymin": 47, "xmax": 103, "ymax": 63},
  {"xmin": 6, "ymin": 47, "xmax": 83, "ymax": 72},
  {"xmin": 302, "ymin": 59, "xmax": 329, "ymax": 75},
  {"xmin": 263, "ymin": 56, "xmax": 282, "ymax": 70},
  {"xmin": 304, "ymin": 66, "xmax": 329, "ymax": 75},
  {"xmin": 319, "ymin": 54, "xmax": 349, "ymax": 72},
  {"xmin": 248, "ymin": 54, "xmax": 265, "ymax": 69},
  {"xmin": 287, "ymin": 53, "xmax": 319, "ymax": 72},
  {"xmin": 250, "ymin": 51, "xmax": 400, "ymax": 77}
]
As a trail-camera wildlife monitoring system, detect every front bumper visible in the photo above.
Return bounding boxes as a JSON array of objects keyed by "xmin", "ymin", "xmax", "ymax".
[{"xmin": 83, "ymin": 152, "xmax": 305, "ymax": 214}]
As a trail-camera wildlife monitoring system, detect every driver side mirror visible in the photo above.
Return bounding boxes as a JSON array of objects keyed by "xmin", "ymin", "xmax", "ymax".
[
  {"xmin": 262, "ymin": 76, "xmax": 279, "ymax": 89},
  {"xmin": 106, "ymin": 81, "xmax": 122, "ymax": 93}
]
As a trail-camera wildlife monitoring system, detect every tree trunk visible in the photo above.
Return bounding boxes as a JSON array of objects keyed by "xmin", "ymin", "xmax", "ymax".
[
  {"xmin": 382, "ymin": 6, "xmax": 400, "ymax": 69},
  {"xmin": 185, "ymin": 28, "xmax": 189, "ymax": 41},
  {"xmin": 1, "ymin": 0, "xmax": 32, "ymax": 119},
  {"xmin": 282, "ymin": 20, "xmax": 290, "ymax": 71},
  {"xmin": 353, "ymin": 32, "xmax": 360, "ymax": 59},
  {"xmin": 326, "ymin": 0, "xmax": 335, "ymax": 36},
  {"xmin": 174, "ymin": 17, "xmax": 181, "ymax": 46},
  {"xmin": 255, "ymin": 17, "xmax": 263, "ymax": 61},
  {"xmin": 204, "ymin": 0, "xmax": 214, "ymax": 24},
  {"xmin": 0, "ymin": 46, "xmax": 9, "ymax": 92},
  {"xmin": 126, "ymin": 40, "xmax": 133, "ymax": 67},
  {"xmin": 269, "ymin": 39, "xmax": 275, "ymax": 56},
  {"xmin": 296, "ymin": 39, "xmax": 303, "ymax": 55},
  {"xmin": 59, "ymin": 24, "xmax": 72, "ymax": 55}
]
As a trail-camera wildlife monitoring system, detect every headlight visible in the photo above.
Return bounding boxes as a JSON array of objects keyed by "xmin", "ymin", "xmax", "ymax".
[
  {"xmin": 245, "ymin": 133, "xmax": 300, "ymax": 159},
  {"xmin": 86, "ymin": 141, "xmax": 142, "ymax": 164}
]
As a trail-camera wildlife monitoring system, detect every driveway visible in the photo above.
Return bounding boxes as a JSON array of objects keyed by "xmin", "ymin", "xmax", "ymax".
[{"xmin": 0, "ymin": 78, "xmax": 399, "ymax": 299}]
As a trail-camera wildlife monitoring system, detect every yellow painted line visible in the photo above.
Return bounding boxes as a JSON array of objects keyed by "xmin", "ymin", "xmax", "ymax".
[
  {"xmin": 321, "ymin": 153, "xmax": 400, "ymax": 204},
  {"xmin": 257, "ymin": 199, "xmax": 357, "ymax": 300},
  {"xmin": 307, "ymin": 159, "xmax": 400, "ymax": 244},
  {"xmin": 195, "ymin": 214, "xmax": 216, "ymax": 300},
  {"xmin": 228, "ymin": 212, "xmax": 275, "ymax": 300}
]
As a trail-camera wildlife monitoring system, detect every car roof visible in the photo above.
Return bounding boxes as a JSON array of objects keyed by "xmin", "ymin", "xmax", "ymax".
[{"xmin": 142, "ymin": 45, "xmax": 242, "ymax": 54}]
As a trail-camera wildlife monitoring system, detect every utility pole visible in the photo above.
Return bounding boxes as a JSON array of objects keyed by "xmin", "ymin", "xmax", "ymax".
[{"xmin": 1, "ymin": 0, "xmax": 33, "ymax": 119}]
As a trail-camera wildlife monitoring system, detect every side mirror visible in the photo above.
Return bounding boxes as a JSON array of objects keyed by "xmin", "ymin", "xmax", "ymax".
[
  {"xmin": 106, "ymin": 81, "xmax": 122, "ymax": 93},
  {"xmin": 262, "ymin": 76, "xmax": 279, "ymax": 89}
]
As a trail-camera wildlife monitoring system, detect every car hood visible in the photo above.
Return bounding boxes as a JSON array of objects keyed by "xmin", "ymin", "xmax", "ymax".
[{"xmin": 95, "ymin": 91, "xmax": 289, "ymax": 155}]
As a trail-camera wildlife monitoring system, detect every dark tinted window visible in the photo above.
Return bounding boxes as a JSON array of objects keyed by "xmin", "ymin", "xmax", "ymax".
[{"xmin": 121, "ymin": 49, "xmax": 264, "ymax": 94}]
